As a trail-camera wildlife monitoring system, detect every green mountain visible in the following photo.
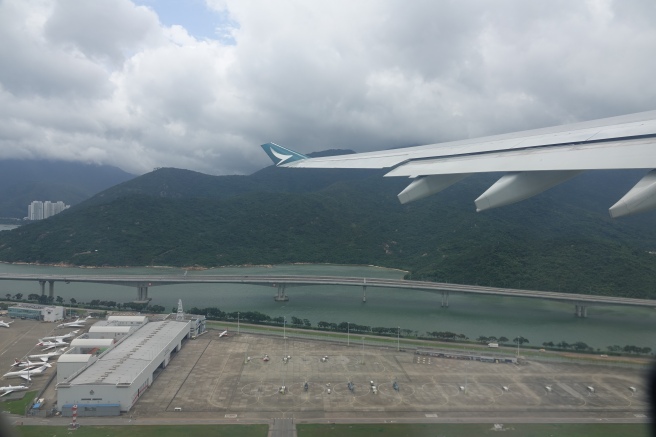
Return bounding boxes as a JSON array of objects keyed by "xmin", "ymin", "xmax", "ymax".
[
  {"xmin": 0, "ymin": 159, "xmax": 135, "ymax": 218},
  {"xmin": 0, "ymin": 164, "xmax": 655, "ymax": 299}
]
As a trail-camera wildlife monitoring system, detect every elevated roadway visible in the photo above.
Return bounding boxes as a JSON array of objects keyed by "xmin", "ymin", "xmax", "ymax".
[{"xmin": 0, "ymin": 273, "xmax": 654, "ymax": 316}]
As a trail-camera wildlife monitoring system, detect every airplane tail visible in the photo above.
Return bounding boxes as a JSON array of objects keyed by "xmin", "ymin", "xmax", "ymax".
[{"xmin": 260, "ymin": 143, "xmax": 308, "ymax": 166}]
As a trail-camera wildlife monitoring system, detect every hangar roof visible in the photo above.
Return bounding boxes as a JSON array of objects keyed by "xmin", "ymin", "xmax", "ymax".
[
  {"xmin": 66, "ymin": 320, "xmax": 189, "ymax": 386},
  {"xmin": 88, "ymin": 326, "xmax": 133, "ymax": 333},
  {"xmin": 58, "ymin": 354, "xmax": 93, "ymax": 363},
  {"xmin": 70, "ymin": 339, "xmax": 115, "ymax": 347}
]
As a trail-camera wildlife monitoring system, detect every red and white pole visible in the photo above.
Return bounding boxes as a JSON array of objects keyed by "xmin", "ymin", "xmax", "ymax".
[{"xmin": 71, "ymin": 404, "xmax": 78, "ymax": 428}]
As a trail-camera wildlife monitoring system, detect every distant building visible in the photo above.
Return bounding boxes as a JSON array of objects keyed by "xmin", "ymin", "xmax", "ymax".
[
  {"xmin": 8, "ymin": 303, "xmax": 64, "ymax": 321},
  {"xmin": 27, "ymin": 200, "xmax": 69, "ymax": 220}
]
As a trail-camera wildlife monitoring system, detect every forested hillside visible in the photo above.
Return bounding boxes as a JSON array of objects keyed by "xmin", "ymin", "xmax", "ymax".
[
  {"xmin": 0, "ymin": 165, "xmax": 655, "ymax": 299},
  {"xmin": 0, "ymin": 160, "xmax": 134, "ymax": 218}
]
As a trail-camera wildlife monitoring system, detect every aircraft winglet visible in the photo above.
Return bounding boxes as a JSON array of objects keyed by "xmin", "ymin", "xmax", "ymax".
[{"xmin": 261, "ymin": 143, "xmax": 308, "ymax": 166}]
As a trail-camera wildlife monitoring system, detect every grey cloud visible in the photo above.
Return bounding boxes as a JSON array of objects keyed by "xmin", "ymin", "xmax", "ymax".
[
  {"xmin": 1, "ymin": 0, "xmax": 655, "ymax": 176},
  {"xmin": 0, "ymin": 3, "xmax": 110, "ymax": 99},
  {"xmin": 44, "ymin": 0, "xmax": 162, "ymax": 65}
]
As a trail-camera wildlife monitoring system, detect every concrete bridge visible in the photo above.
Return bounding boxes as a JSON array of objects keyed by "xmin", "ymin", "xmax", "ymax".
[{"xmin": 0, "ymin": 273, "xmax": 654, "ymax": 318}]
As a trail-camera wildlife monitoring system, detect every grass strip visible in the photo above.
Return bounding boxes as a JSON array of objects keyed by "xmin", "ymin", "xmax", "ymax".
[
  {"xmin": 297, "ymin": 423, "xmax": 650, "ymax": 437},
  {"xmin": 13, "ymin": 425, "xmax": 268, "ymax": 437}
]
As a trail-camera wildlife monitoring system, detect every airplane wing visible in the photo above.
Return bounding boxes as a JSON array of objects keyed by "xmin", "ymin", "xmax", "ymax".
[
  {"xmin": 261, "ymin": 110, "xmax": 656, "ymax": 218},
  {"xmin": 19, "ymin": 374, "xmax": 31, "ymax": 382}
]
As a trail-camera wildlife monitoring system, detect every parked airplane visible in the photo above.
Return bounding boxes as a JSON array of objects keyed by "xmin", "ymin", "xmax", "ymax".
[
  {"xmin": 39, "ymin": 330, "xmax": 79, "ymax": 342},
  {"xmin": 12, "ymin": 358, "xmax": 47, "ymax": 368},
  {"xmin": 28, "ymin": 348, "xmax": 67, "ymax": 361},
  {"xmin": 37, "ymin": 339, "xmax": 68, "ymax": 350},
  {"xmin": 219, "ymin": 330, "xmax": 228, "ymax": 338},
  {"xmin": 261, "ymin": 110, "xmax": 656, "ymax": 218},
  {"xmin": 0, "ymin": 320, "xmax": 13, "ymax": 328},
  {"xmin": 56, "ymin": 316, "xmax": 92, "ymax": 329},
  {"xmin": 0, "ymin": 384, "xmax": 29, "ymax": 397},
  {"xmin": 3, "ymin": 364, "xmax": 50, "ymax": 381}
]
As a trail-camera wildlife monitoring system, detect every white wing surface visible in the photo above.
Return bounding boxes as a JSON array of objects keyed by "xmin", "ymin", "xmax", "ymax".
[{"xmin": 261, "ymin": 110, "xmax": 656, "ymax": 217}]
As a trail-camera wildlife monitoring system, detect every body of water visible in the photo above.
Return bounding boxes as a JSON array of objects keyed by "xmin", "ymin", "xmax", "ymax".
[
  {"xmin": 0, "ymin": 224, "xmax": 19, "ymax": 231},
  {"xmin": 0, "ymin": 262, "xmax": 654, "ymax": 351}
]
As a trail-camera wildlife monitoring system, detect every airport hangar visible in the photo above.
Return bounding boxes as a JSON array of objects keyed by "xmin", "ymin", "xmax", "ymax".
[
  {"xmin": 8, "ymin": 303, "xmax": 64, "ymax": 321},
  {"xmin": 56, "ymin": 319, "xmax": 192, "ymax": 416}
]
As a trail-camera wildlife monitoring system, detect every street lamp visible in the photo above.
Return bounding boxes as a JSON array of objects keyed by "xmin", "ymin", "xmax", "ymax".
[
  {"xmin": 361, "ymin": 336, "xmax": 365, "ymax": 365},
  {"xmin": 283, "ymin": 316, "xmax": 286, "ymax": 339},
  {"xmin": 347, "ymin": 322, "xmax": 350, "ymax": 347},
  {"xmin": 237, "ymin": 311, "xmax": 240, "ymax": 334},
  {"xmin": 397, "ymin": 326, "xmax": 400, "ymax": 352}
]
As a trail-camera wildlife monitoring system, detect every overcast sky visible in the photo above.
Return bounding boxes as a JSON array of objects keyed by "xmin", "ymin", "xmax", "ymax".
[{"xmin": 1, "ymin": 0, "xmax": 655, "ymax": 176}]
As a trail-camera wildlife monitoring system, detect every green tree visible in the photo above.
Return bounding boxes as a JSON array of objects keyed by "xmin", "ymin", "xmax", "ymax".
[
  {"xmin": 13, "ymin": 293, "xmax": 22, "ymax": 301},
  {"xmin": 513, "ymin": 336, "xmax": 529, "ymax": 346},
  {"xmin": 56, "ymin": 296, "xmax": 63, "ymax": 304}
]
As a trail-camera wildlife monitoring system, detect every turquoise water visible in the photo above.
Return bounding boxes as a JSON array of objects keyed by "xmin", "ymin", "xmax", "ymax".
[{"xmin": 0, "ymin": 262, "xmax": 654, "ymax": 351}]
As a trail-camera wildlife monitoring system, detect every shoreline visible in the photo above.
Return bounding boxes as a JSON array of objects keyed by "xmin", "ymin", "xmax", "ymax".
[{"xmin": 0, "ymin": 260, "xmax": 409, "ymax": 274}]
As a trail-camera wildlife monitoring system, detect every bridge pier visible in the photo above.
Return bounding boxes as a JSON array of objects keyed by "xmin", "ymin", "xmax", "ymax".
[
  {"xmin": 137, "ymin": 285, "xmax": 149, "ymax": 302},
  {"xmin": 441, "ymin": 291, "xmax": 449, "ymax": 308},
  {"xmin": 274, "ymin": 284, "xmax": 289, "ymax": 302},
  {"xmin": 574, "ymin": 304, "xmax": 588, "ymax": 318},
  {"xmin": 38, "ymin": 280, "xmax": 55, "ymax": 299}
]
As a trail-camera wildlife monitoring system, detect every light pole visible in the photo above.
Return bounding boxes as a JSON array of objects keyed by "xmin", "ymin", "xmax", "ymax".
[
  {"xmin": 397, "ymin": 326, "xmax": 400, "ymax": 352},
  {"xmin": 516, "ymin": 336, "xmax": 520, "ymax": 357},
  {"xmin": 347, "ymin": 322, "xmax": 350, "ymax": 347},
  {"xmin": 361, "ymin": 336, "xmax": 365, "ymax": 365},
  {"xmin": 283, "ymin": 316, "xmax": 286, "ymax": 339},
  {"xmin": 237, "ymin": 311, "xmax": 240, "ymax": 335}
]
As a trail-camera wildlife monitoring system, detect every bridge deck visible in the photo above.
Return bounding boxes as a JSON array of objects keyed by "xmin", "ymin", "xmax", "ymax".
[{"xmin": 0, "ymin": 273, "xmax": 654, "ymax": 308}]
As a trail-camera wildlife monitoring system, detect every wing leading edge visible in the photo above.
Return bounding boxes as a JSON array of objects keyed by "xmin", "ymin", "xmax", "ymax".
[{"xmin": 261, "ymin": 110, "xmax": 656, "ymax": 217}]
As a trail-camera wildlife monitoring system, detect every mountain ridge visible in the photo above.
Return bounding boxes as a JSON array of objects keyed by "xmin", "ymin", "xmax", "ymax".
[
  {"xmin": 0, "ymin": 165, "xmax": 654, "ymax": 299},
  {"xmin": 0, "ymin": 159, "xmax": 135, "ymax": 218}
]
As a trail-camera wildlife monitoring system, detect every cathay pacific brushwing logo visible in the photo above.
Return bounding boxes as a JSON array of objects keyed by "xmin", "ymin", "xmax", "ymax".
[
  {"xmin": 261, "ymin": 143, "xmax": 308, "ymax": 166},
  {"xmin": 270, "ymin": 147, "xmax": 294, "ymax": 165}
]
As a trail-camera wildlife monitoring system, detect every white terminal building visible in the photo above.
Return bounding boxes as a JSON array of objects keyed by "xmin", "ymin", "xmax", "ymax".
[
  {"xmin": 8, "ymin": 303, "xmax": 64, "ymax": 322},
  {"xmin": 57, "ymin": 319, "xmax": 191, "ymax": 416}
]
